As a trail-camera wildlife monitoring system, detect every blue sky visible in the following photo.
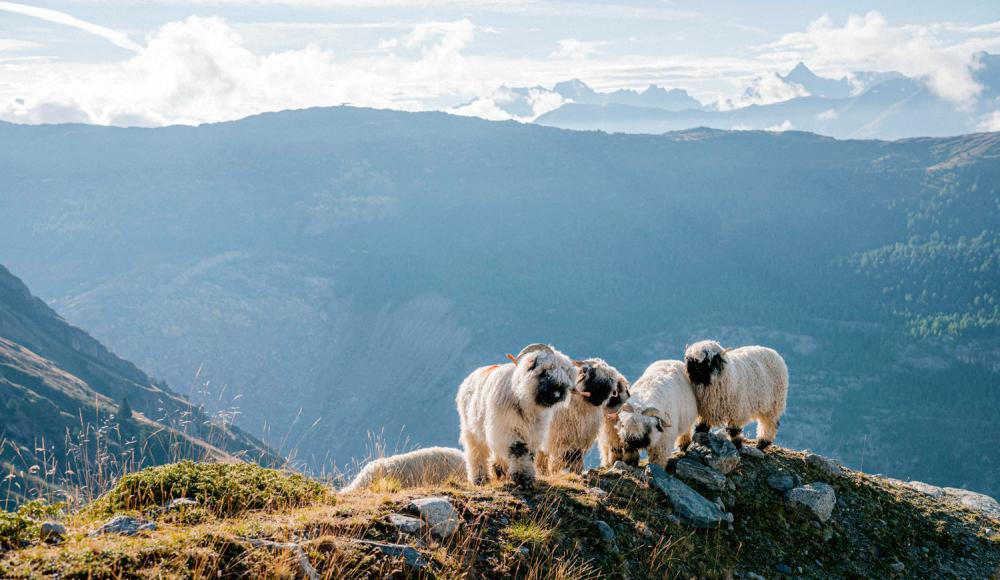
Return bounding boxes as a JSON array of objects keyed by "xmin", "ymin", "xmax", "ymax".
[{"xmin": 1, "ymin": 1, "xmax": 998, "ymax": 125}]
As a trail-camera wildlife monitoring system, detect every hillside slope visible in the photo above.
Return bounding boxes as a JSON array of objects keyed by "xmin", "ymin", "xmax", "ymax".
[
  {"xmin": 0, "ymin": 264, "xmax": 279, "ymax": 507},
  {"xmin": 0, "ymin": 444, "xmax": 997, "ymax": 578},
  {"xmin": 0, "ymin": 110, "xmax": 997, "ymax": 495}
]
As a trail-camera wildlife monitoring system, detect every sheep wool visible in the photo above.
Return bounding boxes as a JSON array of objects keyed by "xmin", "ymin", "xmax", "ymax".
[
  {"xmin": 341, "ymin": 447, "xmax": 466, "ymax": 493},
  {"xmin": 456, "ymin": 343, "xmax": 578, "ymax": 488},
  {"xmin": 684, "ymin": 340, "xmax": 789, "ymax": 449}
]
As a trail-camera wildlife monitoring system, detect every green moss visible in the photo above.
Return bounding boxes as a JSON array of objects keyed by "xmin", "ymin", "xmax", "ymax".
[{"xmin": 89, "ymin": 461, "xmax": 332, "ymax": 517}]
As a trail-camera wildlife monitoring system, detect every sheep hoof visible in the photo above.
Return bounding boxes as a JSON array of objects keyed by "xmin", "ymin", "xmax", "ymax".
[
  {"xmin": 511, "ymin": 472, "xmax": 535, "ymax": 489},
  {"xmin": 730, "ymin": 437, "xmax": 744, "ymax": 449},
  {"xmin": 756, "ymin": 439, "xmax": 772, "ymax": 450},
  {"xmin": 695, "ymin": 422, "xmax": 711, "ymax": 433}
]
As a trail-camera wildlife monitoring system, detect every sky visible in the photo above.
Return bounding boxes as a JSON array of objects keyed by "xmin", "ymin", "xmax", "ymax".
[{"xmin": 1, "ymin": 0, "xmax": 999, "ymax": 126}]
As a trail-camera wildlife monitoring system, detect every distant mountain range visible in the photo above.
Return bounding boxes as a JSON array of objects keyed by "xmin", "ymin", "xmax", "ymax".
[
  {"xmin": 0, "ymin": 264, "xmax": 277, "ymax": 507},
  {"xmin": 0, "ymin": 109, "xmax": 997, "ymax": 496},
  {"xmin": 462, "ymin": 54, "xmax": 1000, "ymax": 139}
]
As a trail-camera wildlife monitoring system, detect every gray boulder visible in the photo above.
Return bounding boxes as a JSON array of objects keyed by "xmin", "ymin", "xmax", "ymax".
[
  {"xmin": 805, "ymin": 453, "xmax": 843, "ymax": 477},
  {"xmin": 352, "ymin": 539, "xmax": 428, "ymax": 569},
  {"xmin": 648, "ymin": 464, "xmax": 734, "ymax": 528},
  {"xmin": 163, "ymin": 497, "xmax": 198, "ymax": 512},
  {"xmin": 675, "ymin": 458, "xmax": 730, "ymax": 492},
  {"xmin": 687, "ymin": 432, "xmax": 740, "ymax": 474},
  {"xmin": 740, "ymin": 446, "xmax": 766, "ymax": 459},
  {"xmin": 410, "ymin": 496, "xmax": 460, "ymax": 539},
  {"xmin": 39, "ymin": 521, "xmax": 66, "ymax": 543},
  {"xmin": 785, "ymin": 482, "xmax": 836, "ymax": 522},
  {"xmin": 767, "ymin": 470, "xmax": 796, "ymax": 492},
  {"xmin": 595, "ymin": 520, "xmax": 615, "ymax": 543},
  {"xmin": 89, "ymin": 515, "xmax": 157, "ymax": 536},
  {"xmin": 388, "ymin": 514, "xmax": 422, "ymax": 534},
  {"xmin": 896, "ymin": 479, "xmax": 1000, "ymax": 518}
]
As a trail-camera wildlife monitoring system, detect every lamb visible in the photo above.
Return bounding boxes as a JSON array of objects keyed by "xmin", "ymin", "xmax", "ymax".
[
  {"xmin": 683, "ymin": 340, "xmax": 789, "ymax": 450},
  {"xmin": 537, "ymin": 358, "xmax": 629, "ymax": 474},
  {"xmin": 610, "ymin": 360, "xmax": 699, "ymax": 467},
  {"xmin": 340, "ymin": 446, "xmax": 466, "ymax": 493},
  {"xmin": 456, "ymin": 343, "xmax": 579, "ymax": 488}
]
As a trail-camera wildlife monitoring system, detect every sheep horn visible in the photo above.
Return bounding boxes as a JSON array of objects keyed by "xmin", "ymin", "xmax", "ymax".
[{"xmin": 516, "ymin": 343, "xmax": 552, "ymax": 358}]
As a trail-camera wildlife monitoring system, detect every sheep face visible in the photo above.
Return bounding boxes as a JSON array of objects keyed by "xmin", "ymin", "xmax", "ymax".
[
  {"xmin": 575, "ymin": 359, "xmax": 628, "ymax": 409},
  {"xmin": 684, "ymin": 340, "xmax": 727, "ymax": 387},
  {"xmin": 605, "ymin": 377, "xmax": 630, "ymax": 413},
  {"xmin": 514, "ymin": 346, "xmax": 577, "ymax": 408},
  {"xmin": 615, "ymin": 404, "xmax": 669, "ymax": 452}
]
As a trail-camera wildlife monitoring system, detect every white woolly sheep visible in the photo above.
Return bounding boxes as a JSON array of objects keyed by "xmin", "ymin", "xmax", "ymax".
[
  {"xmin": 340, "ymin": 446, "xmax": 466, "ymax": 493},
  {"xmin": 683, "ymin": 340, "xmax": 789, "ymax": 449},
  {"xmin": 537, "ymin": 358, "xmax": 629, "ymax": 474},
  {"xmin": 610, "ymin": 359, "xmax": 699, "ymax": 467},
  {"xmin": 456, "ymin": 343, "xmax": 579, "ymax": 488}
]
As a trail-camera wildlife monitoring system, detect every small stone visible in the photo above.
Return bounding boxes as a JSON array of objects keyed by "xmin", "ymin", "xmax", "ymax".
[
  {"xmin": 775, "ymin": 562, "xmax": 792, "ymax": 574},
  {"xmin": 39, "ymin": 521, "xmax": 66, "ymax": 543},
  {"xmin": 665, "ymin": 514, "xmax": 681, "ymax": 525},
  {"xmin": 612, "ymin": 461, "xmax": 631, "ymax": 472},
  {"xmin": 688, "ymin": 432, "xmax": 740, "ymax": 474},
  {"xmin": 890, "ymin": 561, "xmax": 905, "ymax": 573},
  {"xmin": 805, "ymin": 453, "xmax": 842, "ymax": 477},
  {"xmin": 740, "ymin": 446, "xmax": 766, "ymax": 459},
  {"xmin": 595, "ymin": 520, "xmax": 615, "ymax": 543},
  {"xmin": 745, "ymin": 573, "xmax": 765, "ymax": 580},
  {"xmin": 518, "ymin": 546, "xmax": 530, "ymax": 557},
  {"xmin": 767, "ymin": 471, "xmax": 796, "ymax": 492},
  {"xmin": 409, "ymin": 496, "xmax": 460, "ymax": 539},
  {"xmin": 675, "ymin": 458, "xmax": 729, "ymax": 492},
  {"xmin": 713, "ymin": 497, "xmax": 726, "ymax": 511},
  {"xmin": 388, "ymin": 514, "xmax": 422, "ymax": 534},
  {"xmin": 163, "ymin": 497, "xmax": 198, "ymax": 512},
  {"xmin": 822, "ymin": 528, "xmax": 834, "ymax": 542},
  {"xmin": 920, "ymin": 546, "xmax": 929, "ymax": 554},
  {"xmin": 587, "ymin": 487, "xmax": 608, "ymax": 499},
  {"xmin": 90, "ymin": 515, "xmax": 156, "ymax": 536},
  {"xmin": 352, "ymin": 539, "xmax": 428, "ymax": 569},
  {"xmin": 786, "ymin": 483, "xmax": 837, "ymax": 522},
  {"xmin": 810, "ymin": 520, "xmax": 821, "ymax": 529}
]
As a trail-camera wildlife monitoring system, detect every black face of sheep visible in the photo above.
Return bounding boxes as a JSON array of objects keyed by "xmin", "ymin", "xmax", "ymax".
[
  {"xmin": 577, "ymin": 364, "xmax": 615, "ymax": 407},
  {"xmin": 686, "ymin": 352, "xmax": 726, "ymax": 386},
  {"xmin": 624, "ymin": 432, "xmax": 651, "ymax": 452},
  {"xmin": 534, "ymin": 372, "xmax": 570, "ymax": 407},
  {"xmin": 605, "ymin": 379, "xmax": 630, "ymax": 412}
]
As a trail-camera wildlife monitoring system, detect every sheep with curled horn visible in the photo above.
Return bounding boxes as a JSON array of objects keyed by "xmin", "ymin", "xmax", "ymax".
[
  {"xmin": 536, "ymin": 357, "xmax": 629, "ymax": 474},
  {"xmin": 456, "ymin": 343, "xmax": 579, "ymax": 488},
  {"xmin": 608, "ymin": 360, "xmax": 699, "ymax": 468},
  {"xmin": 340, "ymin": 447, "xmax": 466, "ymax": 493},
  {"xmin": 683, "ymin": 340, "xmax": 788, "ymax": 449}
]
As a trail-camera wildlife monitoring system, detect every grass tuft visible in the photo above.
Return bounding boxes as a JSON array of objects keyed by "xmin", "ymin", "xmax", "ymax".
[{"xmin": 88, "ymin": 461, "xmax": 332, "ymax": 517}]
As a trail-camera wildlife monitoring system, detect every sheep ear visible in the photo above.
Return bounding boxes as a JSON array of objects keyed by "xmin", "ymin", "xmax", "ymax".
[
  {"xmin": 621, "ymin": 402, "xmax": 634, "ymax": 413},
  {"xmin": 642, "ymin": 408, "xmax": 667, "ymax": 432}
]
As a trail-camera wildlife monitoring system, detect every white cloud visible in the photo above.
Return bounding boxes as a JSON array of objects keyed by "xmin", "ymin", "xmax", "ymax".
[
  {"xmin": 816, "ymin": 108, "xmax": 837, "ymax": 121},
  {"xmin": 451, "ymin": 85, "xmax": 566, "ymax": 122},
  {"xmin": 976, "ymin": 110, "xmax": 1000, "ymax": 132},
  {"xmin": 765, "ymin": 120, "xmax": 794, "ymax": 132},
  {"xmin": 717, "ymin": 72, "xmax": 807, "ymax": 110},
  {"xmin": 764, "ymin": 11, "xmax": 984, "ymax": 104},
  {"xmin": 551, "ymin": 38, "xmax": 608, "ymax": 60},
  {"xmin": 0, "ymin": 1, "xmax": 142, "ymax": 52},
  {"xmin": 0, "ymin": 38, "xmax": 40, "ymax": 52}
]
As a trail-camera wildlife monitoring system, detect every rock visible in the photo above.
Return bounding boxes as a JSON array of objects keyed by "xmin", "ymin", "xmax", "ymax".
[
  {"xmin": 713, "ymin": 497, "xmax": 726, "ymax": 511},
  {"xmin": 675, "ymin": 458, "xmax": 729, "ymax": 492},
  {"xmin": 586, "ymin": 487, "xmax": 608, "ymax": 499},
  {"xmin": 890, "ymin": 561, "xmax": 905, "ymax": 573},
  {"xmin": 595, "ymin": 520, "xmax": 615, "ymax": 543},
  {"xmin": 648, "ymin": 464, "xmax": 734, "ymax": 528},
  {"xmin": 899, "ymin": 480, "xmax": 1000, "ymax": 518},
  {"xmin": 39, "ymin": 521, "xmax": 66, "ymax": 543},
  {"xmin": 805, "ymin": 453, "xmax": 842, "ymax": 477},
  {"xmin": 687, "ymin": 432, "xmax": 740, "ymax": 474},
  {"xmin": 163, "ymin": 497, "xmax": 198, "ymax": 512},
  {"xmin": 745, "ymin": 573, "xmax": 765, "ymax": 580},
  {"xmin": 352, "ymin": 539, "xmax": 428, "ymax": 569},
  {"xmin": 388, "ymin": 514, "xmax": 422, "ymax": 534},
  {"xmin": 89, "ymin": 516, "xmax": 157, "ymax": 537},
  {"xmin": 785, "ymin": 482, "xmax": 836, "ymax": 522},
  {"xmin": 775, "ymin": 562, "xmax": 793, "ymax": 574},
  {"xmin": 740, "ymin": 446, "xmax": 766, "ymax": 459},
  {"xmin": 409, "ymin": 496, "xmax": 460, "ymax": 539},
  {"xmin": 243, "ymin": 538, "xmax": 320, "ymax": 579},
  {"xmin": 611, "ymin": 460, "xmax": 635, "ymax": 474},
  {"xmin": 767, "ymin": 471, "xmax": 796, "ymax": 492}
]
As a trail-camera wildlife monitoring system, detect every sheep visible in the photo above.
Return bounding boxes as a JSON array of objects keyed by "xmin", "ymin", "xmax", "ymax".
[
  {"xmin": 536, "ymin": 358, "xmax": 629, "ymax": 474},
  {"xmin": 456, "ymin": 343, "xmax": 579, "ymax": 488},
  {"xmin": 683, "ymin": 340, "xmax": 789, "ymax": 450},
  {"xmin": 611, "ymin": 360, "xmax": 699, "ymax": 467},
  {"xmin": 597, "ymin": 373, "xmax": 632, "ymax": 466},
  {"xmin": 340, "ymin": 447, "xmax": 466, "ymax": 493}
]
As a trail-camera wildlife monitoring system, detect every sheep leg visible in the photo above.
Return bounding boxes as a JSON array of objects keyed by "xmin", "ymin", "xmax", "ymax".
[
  {"xmin": 535, "ymin": 450, "xmax": 550, "ymax": 476},
  {"xmin": 562, "ymin": 449, "xmax": 584, "ymax": 474},
  {"xmin": 621, "ymin": 448, "xmax": 641, "ymax": 467},
  {"xmin": 726, "ymin": 425, "xmax": 744, "ymax": 449},
  {"xmin": 463, "ymin": 439, "xmax": 491, "ymax": 485},
  {"xmin": 694, "ymin": 420, "xmax": 711, "ymax": 434},
  {"xmin": 675, "ymin": 430, "xmax": 693, "ymax": 452},
  {"xmin": 647, "ymin": 445, "xmax": 669, "ymax": 468},
  {"xmin": 507, "ymin": 440, "xmax": 536, "ymax": 488},
  {"xmin": 756, "ymin": 416, "xmax": 779, "ymax": 450}
]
